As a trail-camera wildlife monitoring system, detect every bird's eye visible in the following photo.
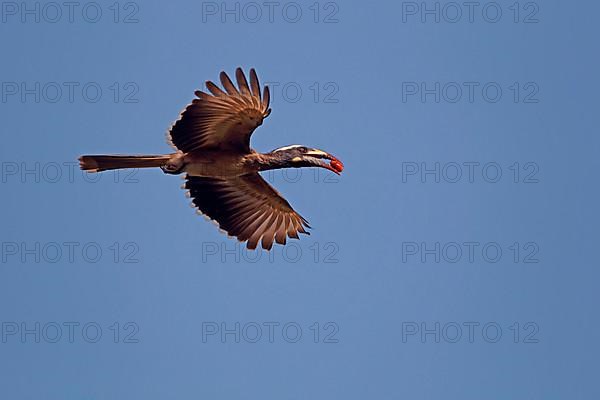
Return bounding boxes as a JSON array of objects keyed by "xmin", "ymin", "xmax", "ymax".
[{"xmin": 299, "ymin": 146, "xmax": 308, "ymax": 152}]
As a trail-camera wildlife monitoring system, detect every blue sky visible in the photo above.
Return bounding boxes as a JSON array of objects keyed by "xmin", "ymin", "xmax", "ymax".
[{"xmin": 1, "ymin": 1, "xmax": 599, "ymax": 398}]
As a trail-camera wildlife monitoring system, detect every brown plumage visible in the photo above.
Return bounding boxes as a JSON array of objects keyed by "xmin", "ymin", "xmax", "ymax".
[
  {"xmin": 79, "ymin": 68, "xmax": 343, "ymax": 250},
  {"xmin": 185, "ymin": 174, "xmax": 310, "ymax": 250},
  {"xmin": 168, "ymin": 69, "xmax": 271, "ymax": 153}
]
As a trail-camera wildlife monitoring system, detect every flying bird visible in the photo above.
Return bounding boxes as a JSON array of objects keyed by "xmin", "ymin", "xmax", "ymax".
[{"xmin": 79, "ymin": 68, "xmax": 343, "ymax": 250}]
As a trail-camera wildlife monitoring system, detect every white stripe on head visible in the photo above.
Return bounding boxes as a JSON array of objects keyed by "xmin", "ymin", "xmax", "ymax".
[{"xmin": 273, "ymin": 145, "xmax": 303, "ymax": 152}]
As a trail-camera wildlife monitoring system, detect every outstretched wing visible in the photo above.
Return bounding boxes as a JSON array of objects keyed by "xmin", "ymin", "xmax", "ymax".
[
  {"xmin": 167, "ymin": 68, "xmax": 271, "ymax": 154},
  {"xmin": 184, "ymin": 174, "xmax": 310, "ymax": 250}
]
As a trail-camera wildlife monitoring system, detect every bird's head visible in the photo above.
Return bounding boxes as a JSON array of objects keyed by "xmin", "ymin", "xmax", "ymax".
[{"xmin": 269, "ymin": 145, "xmax": 344, "ymax": 174}]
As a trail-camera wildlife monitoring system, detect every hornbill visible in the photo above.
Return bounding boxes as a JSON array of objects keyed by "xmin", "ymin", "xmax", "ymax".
[{"xmin": 79, "ymin": 68, "xmax": 344, "ymax": 250}]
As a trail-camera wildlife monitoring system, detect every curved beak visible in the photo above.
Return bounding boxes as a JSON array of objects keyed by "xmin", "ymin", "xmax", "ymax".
[{"xmin": 304, "ymin": 150, "xmax": 344, "ymax": 175}]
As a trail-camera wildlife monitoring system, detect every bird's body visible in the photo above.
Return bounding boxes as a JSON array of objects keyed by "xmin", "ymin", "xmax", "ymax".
[
  {"xmin": 79, "ymin": 68, "xmax": 343, "ymax": 250},
  {"xmin": 184, "ymin": 151, "xmax": 248, "ymax": 177}
]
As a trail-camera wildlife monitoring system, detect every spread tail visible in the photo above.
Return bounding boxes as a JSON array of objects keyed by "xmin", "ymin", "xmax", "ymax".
[{"xmin": 79, "ymin": 154, "xmax": 173, "ymax": 172}]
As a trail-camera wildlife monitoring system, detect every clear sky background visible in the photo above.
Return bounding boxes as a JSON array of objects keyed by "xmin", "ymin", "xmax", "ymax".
[{"xmin": 1, "ymin": 0, "xmax": 599, "ymax": 398}]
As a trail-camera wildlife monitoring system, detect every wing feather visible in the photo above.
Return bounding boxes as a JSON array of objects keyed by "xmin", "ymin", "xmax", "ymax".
[
  {"xmin": 185, "ymin": 174, "xmax": 310, "ymax": 250},
  {"xmin": 220, "ymin": 71, "xmax": 239, "ymax": 95},
  {"xmin": 236, "ymin": 67, "xmax": 251, "ymax": 96},
  {"xmin": 168, "ymin": 68, "xmax": 271, "ymax": 153},
  {"xmin": 249, "ymin": 68, "xmax": 261, "ymax": 101},
  {"xmin": 262, "ymin": 86, "xmax": 270, "ymax": 110},
  {"xmin": 205, "ymin": 81, "xmax": 227, "ymax": 97},
  {"xmin": 275, "ymin": 215, "xmax": 288, "ymax": 245}
]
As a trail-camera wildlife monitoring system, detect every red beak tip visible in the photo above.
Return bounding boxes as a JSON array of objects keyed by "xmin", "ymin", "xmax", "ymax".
[{"xmin": 330, "ymin": 159, "xmax": 344, "ymax": 174}]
